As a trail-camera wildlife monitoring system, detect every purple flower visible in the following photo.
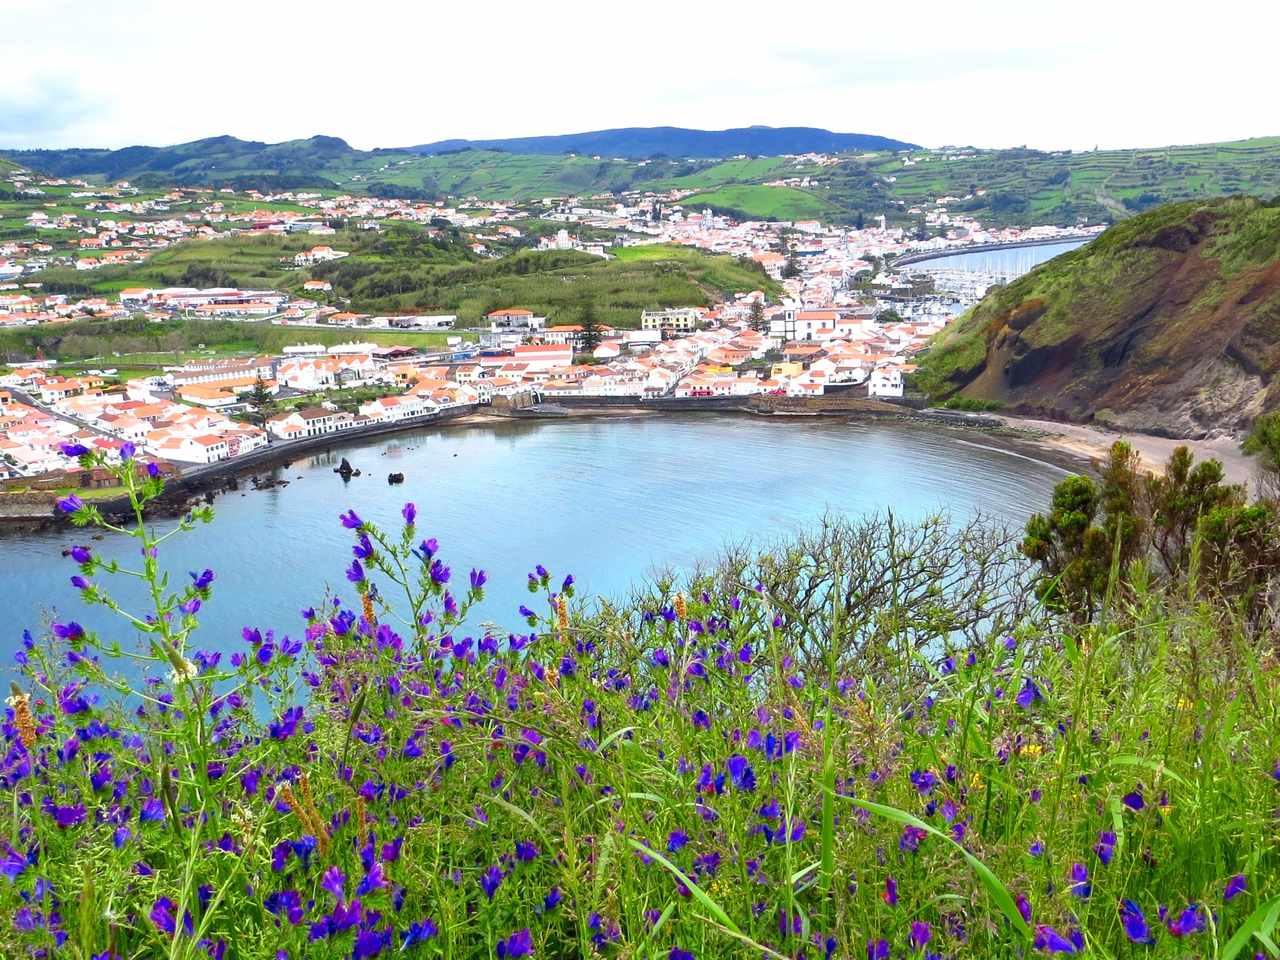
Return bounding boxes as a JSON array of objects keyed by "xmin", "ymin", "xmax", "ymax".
[
  {"xmin": 882, "ymin": 875, "xmax": 898, "ymax": 906},
  {"xmin": 1122, "ymin": 790, "xmax": 1145, "ymax": 812},
  {"xmin": 1068, "ymin": 862, "xmax": 1091, "ymax": 899},
  {"xmin": 515, "ymin": 841, "xmax": 538, "ymax": 862},
  {"xmin": 909, "ymin": 769, "xmax": 938, "ymax": 795},
  {"xmin": 352, "ymin": 534, "xmax": 374, "ymax": 560},
  {"xmin": 52, "ymin": 621, "xmax": 85, "ymax": 642},
  {"xmin": 190, "ymin": 568, "xmax": 215, "ymax": 590},
  {"xmin": 1016, "ymin": 678, "xmax": 1044, "ymax": 709},
  {"xmin": 321, "ymin": 866, "xmax": 346, "ymax": 903},
  {"xmin": 480, "ymin": 865, "xmax": 504, "ymax": 900},
  {"xmin": 265, "ymin": 889, "xmax": 305, "ymax": 925},
  {"xmin": 899, "ymin": 825, "xmax": 926, "ymax": 852},
  {"xmin": 1033, "ymin": 925, "xmax": 1081, "ymax": 954},
  {"xmin": 69, "ymin": 545, "xmax": 92, "ymax": 564},
  {"xmin": 430, "ymin": 559, "xmax": 450, "ymax": 585},
  {"xmin": 1224, "ymin": 874, "xmax": 1247, "ymax": 902},
  {"xmin": 866, "ymin": 940, "xmax": 890, "ymax": 960},
  {"xmin": 909, "ymin": 921, "xmax": 931, "ymax": 950},
  {"xmin": 470, "ymin": 568, "xmax": 487, "ymax": 591},
  {"xmin": 356, "ymin": 861, "xmax": 387, "ymax": 895},
  {"xmin": 146, "ymin": 461, "xmax": 160, "ymax": 478},
  {"xmin": 268, "ymin": 707, "xmax": 304, "ymax": 741},
  {"xmin": 0, "ymin": 845, "xmax": 28, "ymax": 881},
  {"xmin": 496, "ymin": 928, "xmax": 533, "ymax": 959},
  {"xmin": 1016, "ymin": 893, "xmax": 1033, "ymax": 923},
  {"xmin": 339, "ymin": 509, "xmax": 362, "ymax": 529},
  {"xmin": 150, "ymin": 897, "xmax": 178, "ymax": 935},
  {"xmin": 402, "ymin": 502, "xmax": 417, "ymax": 526},
  {"xmin": 669, "ymin": 950, "xmax": 695, "ymax": 960},
  {"xmin": 60, "ymin": 442, "xmax": 90, "ymax": 458},
  {"xmin": 726, "ymin": 754, "xmax": 756, "ymax": 792},
  {"xmin": 401, "ymin": 919, "xmax": 439, "ymax": 948},
  {"xmin": 57, "ymin": 494, "xmax": 84, "ymax": 513},
  {"xmin": 120, "ymin": 441, "xmax": 137, "ymax": 461},
  {"xmin": 667, "ymin": 830, "xmax": 689, "ymax": 852},
  {"xmin": 1166, "ymin": 904, "xmax": 1206, "ymax": 937},
  {"xmin": 346, "ymin": 559, "xmax": 365, "ymax": 583},
  {"xmin": 47, "ymin": 803, "xmax": 85, "ymax": 829},
  {"xmin": 1094, "ymin": 830, "xmax": 1117, "ymax": 865},
  {"xmin": 1120, "ymin": 900, "xmax": 1155, "ymax": 945}
]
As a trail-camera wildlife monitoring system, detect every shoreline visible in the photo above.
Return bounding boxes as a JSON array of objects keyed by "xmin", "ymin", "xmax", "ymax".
[
  {"xmin": 990, "ymin": 414, "xmax": 1256, "ymax": 490},
  {"xmin": 0, "ymin": 400, "xmax": 1255, "ymax": 533}
]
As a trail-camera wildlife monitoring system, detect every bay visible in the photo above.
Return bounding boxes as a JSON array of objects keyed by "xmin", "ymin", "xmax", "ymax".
[
  {"xmin": 0, "ymin": 414, "xmax": 1068, "ymax": 663},
  {"xmin": 907, "ymin": 239, "xmax": 1088, "ymax": 274}
]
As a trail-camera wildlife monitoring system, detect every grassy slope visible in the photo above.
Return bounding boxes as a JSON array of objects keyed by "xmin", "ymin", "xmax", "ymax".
[
  {"xmin": 679, "ymin": 184, "xmax": 838, "ymax": 221},
  {"xmin": 913, "ymin": 196, "xmax": 1280, "ymax": 433}
]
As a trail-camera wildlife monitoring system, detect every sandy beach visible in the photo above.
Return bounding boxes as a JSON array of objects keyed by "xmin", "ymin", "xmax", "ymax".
[{"xmin": 995, "ymin": 415, "xmax": 1258, "ymax": 491}]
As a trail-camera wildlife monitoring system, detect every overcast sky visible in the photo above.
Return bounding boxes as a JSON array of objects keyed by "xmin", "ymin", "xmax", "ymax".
[{"xmin": 3, "ymin": 0, "xmax": 1275, "ymax": 152}]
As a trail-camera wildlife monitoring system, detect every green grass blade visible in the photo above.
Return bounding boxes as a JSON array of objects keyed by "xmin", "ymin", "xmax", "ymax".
[
  {"xmin": 852, "ymin": 797, "xmax": 1032, "ymax": 941},
  {"xmin": 1223, "ymin": 895, "xmax": 1280, "ymax": 960},
  {"xmin": 626, "ymin": 839, "xmax": 740, "ymax": 935}
]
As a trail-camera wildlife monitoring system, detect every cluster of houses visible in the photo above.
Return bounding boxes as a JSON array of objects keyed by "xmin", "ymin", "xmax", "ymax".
[{"xmin": 0, "ymin": 367, "xmax": 266, "ymax": 477}]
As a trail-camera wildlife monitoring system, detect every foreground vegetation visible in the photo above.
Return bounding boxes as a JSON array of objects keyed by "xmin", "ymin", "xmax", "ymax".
[{"xmin": 3, "ymin": 435, "xmax": 1279, "ymax": 958}]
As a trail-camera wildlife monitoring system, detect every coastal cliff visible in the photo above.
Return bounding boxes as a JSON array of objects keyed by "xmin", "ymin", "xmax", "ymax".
[{"xmin": 915, "ymin": 196, "xmax": 1280, "ymax": 438}]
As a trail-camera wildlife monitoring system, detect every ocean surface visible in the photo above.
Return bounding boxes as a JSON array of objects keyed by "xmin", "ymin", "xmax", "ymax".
[
  {"xmin": 0, "ymin": 415, "xmax": 1068, "ymax": 666},
  {"xmin": 909, "ymin": 239, "xmax": 1088, "ymax": 274}
]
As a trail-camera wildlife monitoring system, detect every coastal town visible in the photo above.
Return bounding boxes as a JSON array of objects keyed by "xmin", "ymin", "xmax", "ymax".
[{"xmin": 0, "ymin": 157, "xmax": 1099, "ymax": 494}]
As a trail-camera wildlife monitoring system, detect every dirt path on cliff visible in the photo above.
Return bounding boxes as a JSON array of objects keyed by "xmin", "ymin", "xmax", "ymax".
[{"xmin": 995, "ymin": 415, "xmax": 1259, "ymax": 492}]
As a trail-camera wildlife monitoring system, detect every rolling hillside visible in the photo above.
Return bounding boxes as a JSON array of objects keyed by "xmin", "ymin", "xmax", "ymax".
[
  {"xmin": 914, "ymin": 196, "xmax": 1280, "ymax": 437},
  {"xmin": 6, "ymin": 133, "xmax": 1280, "ymax": 228},
  {"xmin": 27, "ymin": 223, "xmax": 775, "ymax": 327}
]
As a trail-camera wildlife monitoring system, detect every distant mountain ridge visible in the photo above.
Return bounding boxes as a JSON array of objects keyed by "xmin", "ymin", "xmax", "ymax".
[{"xmin": 403, "ymin": 125, "xmax": 918, "ymax": 158}]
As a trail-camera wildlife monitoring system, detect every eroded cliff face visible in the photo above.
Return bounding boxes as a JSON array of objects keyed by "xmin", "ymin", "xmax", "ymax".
[{"xmin": 919, "ymin": 197, "xmax": 1280, "ymax": 438}]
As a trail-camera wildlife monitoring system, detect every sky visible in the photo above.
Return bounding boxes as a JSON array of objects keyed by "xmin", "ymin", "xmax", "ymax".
[{"xmin": 3, "ymin": 0, "xmax": 1276, "ymax": 152}]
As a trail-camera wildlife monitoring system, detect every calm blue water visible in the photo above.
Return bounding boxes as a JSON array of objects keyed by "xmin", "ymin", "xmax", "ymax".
[
  {"xmin": 911, "ymin": 239, "xmax": 1088, "ymax": 274},
  {"xmin": 0, "ymin": 415, "xmax": 1067, "ymax": 668}
]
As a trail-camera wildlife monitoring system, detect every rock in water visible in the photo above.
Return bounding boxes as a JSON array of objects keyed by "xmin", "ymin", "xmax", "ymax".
[
  {"xmin": 335, "ymin": 458, "xmax": 354, "ymax": 478},
  {"xmin": 387, "ymin": 472, "xmax": 405, "ymax": 485}
]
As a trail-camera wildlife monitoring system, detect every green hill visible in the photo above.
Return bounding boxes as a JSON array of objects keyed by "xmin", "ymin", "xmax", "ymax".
[
  {"xmin": 8, "ymin": 133, "xmax": 1280, "ymax": 228},
  {"xmin": 28, "ymin": 226, "xmax": 776, "ymax": 328},
  {"xmin": 914, "ymin": 196, "xmax": 1280, "ymax": 437}
]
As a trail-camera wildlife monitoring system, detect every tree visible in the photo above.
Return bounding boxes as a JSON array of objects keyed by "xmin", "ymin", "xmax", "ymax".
[
  {"xmin": 748, "ymin": 299, "xmax": 766, "ymax": 332},
  {"xmin": 248, "ymin": 375, "xmax": 274, "ymax": 427},
  {"xmin": 854, "ymin": 210, "xmax": 865, "ymax": 230},
  {"xmin": 1145, "ymin": 445, "xmax": 1243, "ymax": 576},
  {"xmin": 1021, "ymin": 473, "xmax": 1111, "ymax": 619},
  {"xmin": 580, "ymin": 300, "xmax": 602, "ymax": 352},
  {"xmin": 1020, "ymin": 442, "xmax": 1146, "ymax": 619}
]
